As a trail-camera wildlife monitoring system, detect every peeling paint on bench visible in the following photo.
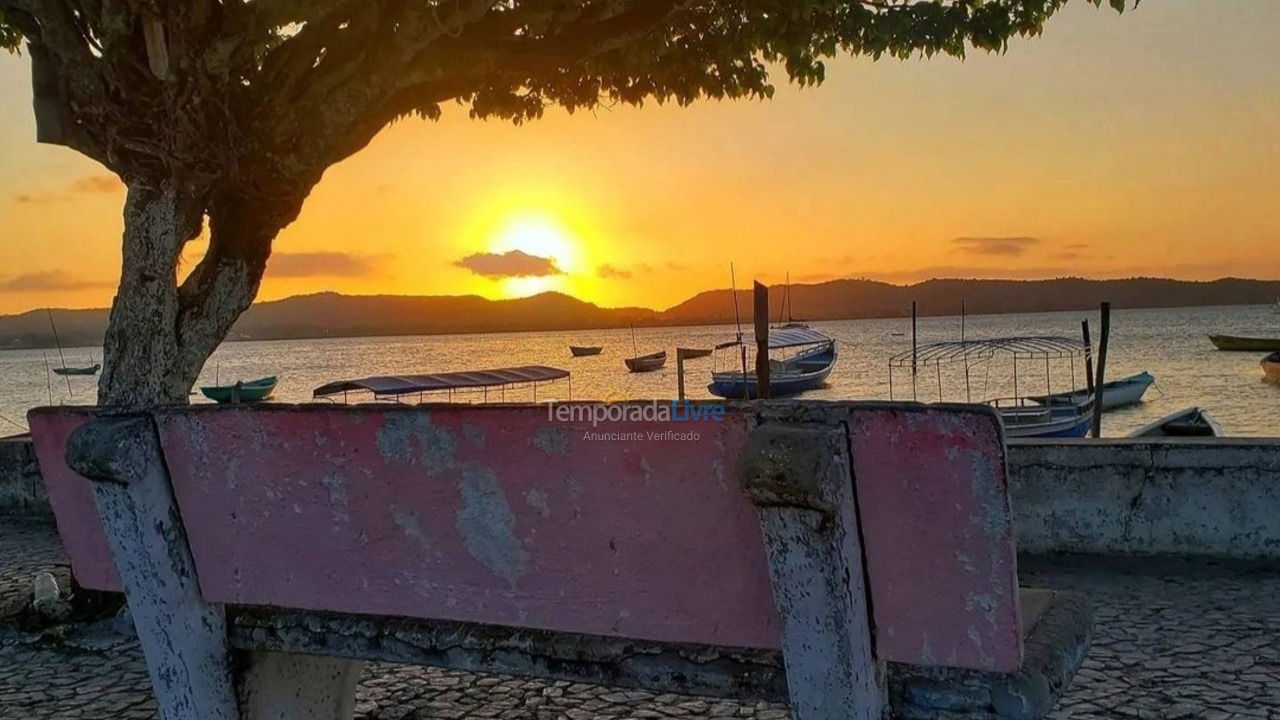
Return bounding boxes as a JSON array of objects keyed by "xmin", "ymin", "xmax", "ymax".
[{"xmin": 30, "ymin": 401, "xmax": 1023, "ymax": 674}]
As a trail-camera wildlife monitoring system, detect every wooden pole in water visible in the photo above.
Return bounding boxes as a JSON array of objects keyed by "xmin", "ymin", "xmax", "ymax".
[
  {"xmin": 43, "ymin": 351, "xmax": 53, "ymax": 404},
  {"xmin": 962, "ymin": 300, "xmax": 972, "ymax": 402},
  {"xmin": 911, "ymin": 301, "xmax": 918, "ymax": 401},
  {"xmin": 676, "ymin": 350, "xmax": 687, "ymax": 403},
  {"xmin": 1081, "ymin": 320, "xmax": 1095, "ymax": 396},
  {"xmin": 754, "ymin": 282, "xmax": 771, "ymax": 400},
  {"xmin": 1091, "ymin": 303, "xmax": 1111, "ymax": 438}
]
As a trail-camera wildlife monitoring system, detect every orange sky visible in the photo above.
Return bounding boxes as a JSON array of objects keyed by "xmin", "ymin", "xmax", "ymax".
[{"xmin": 1, "ymin": 1, "xmax": 1278, "ymax": 315}]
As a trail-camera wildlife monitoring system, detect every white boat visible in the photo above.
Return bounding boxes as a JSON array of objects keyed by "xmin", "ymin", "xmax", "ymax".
[
  {"xmin": 1030, "ymin": 371, "xmax": 1154, "ymax": 410},
  {"xmin": 1128, "ymin": 407, "xmax": 1222, "ymax": 438}
]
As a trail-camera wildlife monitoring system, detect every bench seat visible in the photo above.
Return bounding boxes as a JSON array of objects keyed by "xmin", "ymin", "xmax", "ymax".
[{"xmin": 29, "ymin": 401, "xmax": 1092, "ymax": 720}]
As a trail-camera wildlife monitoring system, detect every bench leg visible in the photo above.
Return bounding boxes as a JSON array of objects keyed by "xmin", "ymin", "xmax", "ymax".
[
  {"xmin": 68, "ymin": 416, "xmax": 239, "ymax": 720},
  {"xmin": 238, "ymin": 651, "xmax": 363, "ymax": 720},
  {"xmin": 740, "ymin": 423, "xmax": 885, "ymax": 720}
]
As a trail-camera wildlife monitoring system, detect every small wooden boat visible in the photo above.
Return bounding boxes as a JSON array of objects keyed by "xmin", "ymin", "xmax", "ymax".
[
  {"xmin": 1128, "ymin": 407, "xmax": 1222, "ymax": 438},
  {"xmin": 52, "ymin": 363, "xmax": 101, "ymax": 376},
  {"xmin": 625, "ymin": 351, "xmax": 667, "ymax": 373},
  {"xmin": 569, "ymin": 346, "xmax": 603, "ymax": 357},
  {"xmin": 1262, "ymin": 352, "xmax": 1280, "ymax": 384},
  {"xmin": 1030, "ymin": 371, "xmax": 1154, "ymax": 410},
  {"xmin": 200, "ymin": 376, "xmax": 278, "ymax": 403},
  {"xmin": 1208, "ymin": 335, "xmax": 1280, "ymax": 352},
  {"xmin": 676, "ymin": 347, "xmax": 713, "ymax": 360}
]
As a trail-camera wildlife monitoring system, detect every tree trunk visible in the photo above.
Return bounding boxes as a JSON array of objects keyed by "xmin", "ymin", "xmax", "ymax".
[
  {"xmin": 98, "ymin": 182, "xmax": 272, "ymax": 407},
  {"xmin": 98, "ymin": 182, "xmax": 200, "ymax": 406}
]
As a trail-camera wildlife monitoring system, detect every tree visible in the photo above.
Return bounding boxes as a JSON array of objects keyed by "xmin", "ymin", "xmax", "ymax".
[{"xmin": 0, "ymin": 0, "xmax": 1130, "ymax": 405}]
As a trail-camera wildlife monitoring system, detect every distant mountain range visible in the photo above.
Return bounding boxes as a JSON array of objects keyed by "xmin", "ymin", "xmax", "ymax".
[{"xmin": 4, "ymin": 276, "xmax": 1279, "ymax": 350}]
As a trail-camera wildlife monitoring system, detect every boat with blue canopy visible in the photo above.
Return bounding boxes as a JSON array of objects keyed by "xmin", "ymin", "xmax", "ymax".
[
  {"xmin": 889, "ymin": 336, "xmax": 1095, "ymax": 438},
  {"xmin": 707, "ymin": 327, "xmax": 837, "ymax": 399}
]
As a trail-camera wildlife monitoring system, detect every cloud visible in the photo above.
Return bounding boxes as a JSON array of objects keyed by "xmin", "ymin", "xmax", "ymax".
[
  {"xmin": 268, "ymin": 252, "xmax": 391, "ymax": 278},
  {"xmin": 456, "ymin": 250, "xmax": 562, "ymax": 278},
  {"xmin": 951, "ymin": 236, "xmax": 1041, "ymax": 257},
  {"xmin": 596, "ymin": 262, "xmax": 671, "ymax": 280},
  {"xmin": 866, "ymin": 265, "xmax": 1080, "ymax": 283},
  {"xmin": 70, "ymin": 175, "xmax": 124, "ymax": 194},
  {"xmin": 14, "ymin": 174, "xmax": 124, "ymax": 204},
  {"xmin": 0, "ymin": 271, "xmax": 114, "ymax": 293}
]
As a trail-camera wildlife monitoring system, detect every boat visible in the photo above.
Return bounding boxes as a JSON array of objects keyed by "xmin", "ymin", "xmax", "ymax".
[
  {"xmin": 889, "ymin": 336, "xmax": 1094, "ymax": 439},
  {"xmin": 676, "ymin": 347, "xmax": 713, "ymax": 360},
  {"xmin": 45, "ymin": 309, "xmax": 99, "ymax": 380},
  {"xmin": 200, "ymin": 376, "xmax": 278, "ymax": 403},
  {"xmin": 1029, "ymin": 371, "xmax": 1154, "ymax": 410},
  {"xmin": 623, "ymin": 325, "xmax": 666, "ymax": 372},
  {"xmin": 708, "ymin": 327, "xmax": 837, "ymax": 399},
  {"xmin": 1128, "ymin": 407, "xmax": 1222, "ymax": 438},
  {"xmin": 569, "ymin": 346, "xmax": 603, "ymax": 357},
  {"xmin": 315, "ymin": 365, "xmax": 570, "ymax": 403},
  {"xmin": 1263, "ymin": 352, "xmax": 1280, "ymax": 384},
  {"xmin": 52, "ymin": 364, "xmax": 101, "ymax": 376},
  {"xmin": 625, "ymin": 351, "xmax": 667, "ymax": 373},
  {"xmin": 1208, "ymin": 335, "xmax": 1280, "ymax": 352}
]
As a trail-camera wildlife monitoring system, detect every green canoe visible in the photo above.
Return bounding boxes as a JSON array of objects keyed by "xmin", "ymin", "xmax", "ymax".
[
  {"xmin": 1208, "ymin": 335, "xmax": 1280, "ymax": 351},
  {"xmin": 200, "ymin": 376, "xmax": 278, "ymax": 403}
]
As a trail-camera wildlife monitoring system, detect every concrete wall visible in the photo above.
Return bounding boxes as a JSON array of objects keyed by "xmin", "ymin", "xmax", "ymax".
[
  {"xmin": 0, "ymin": 435, "xmax": 49, "ymax": 517},
  {"xmin": 1008, "ymin": 438, "xmax": 1280, "ymax": 559}
]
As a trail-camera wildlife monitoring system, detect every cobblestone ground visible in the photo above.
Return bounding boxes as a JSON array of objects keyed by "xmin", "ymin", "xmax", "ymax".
[
  {"xmin": 2, "ymin": 520, "xmax": 1278, "ymax": 719},
  {"xmin": 1022, "ymin": 555, "xmax": 1280, "ymax": 720},
  {"xmin": 0, "ymin": 518, "xmax": 68, "ymax": 618}
]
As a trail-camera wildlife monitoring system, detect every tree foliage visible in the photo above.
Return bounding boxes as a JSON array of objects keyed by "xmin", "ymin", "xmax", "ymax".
[
  {"xmin": 0, "ymin": 1, "xmax": 1131, "ymax": 191},
  {"xmin": 0, "ymin": 0, "xmax": 1132, "ymax": 402}
]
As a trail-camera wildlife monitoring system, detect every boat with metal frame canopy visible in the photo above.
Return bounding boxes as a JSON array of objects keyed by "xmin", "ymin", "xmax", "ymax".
[
  {"xmin": 707, "ymin": 326, "xmax": 837, "ymax": 399},
  {"xmin": 313, "ymin": 365, "xmax": 571, "ymax": 403},
  {"xmin": 889, "ymin": 336, "xmax": 1095, "ymax": 438}
]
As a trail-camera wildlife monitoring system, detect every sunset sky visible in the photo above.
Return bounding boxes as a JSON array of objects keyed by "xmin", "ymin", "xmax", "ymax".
[{"xmin": 0, "ymin": 1, "xmax": 1277, "ymax": 316}]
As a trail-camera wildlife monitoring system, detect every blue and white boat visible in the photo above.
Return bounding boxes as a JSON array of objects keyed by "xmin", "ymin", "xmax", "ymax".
[
  {"xmin": 708, "ymin": 327, "xmax": 837, "ymax": 399},
  {"xmin": 889, "ymin": 336, "xmax": 1096, "ymax": 439}
]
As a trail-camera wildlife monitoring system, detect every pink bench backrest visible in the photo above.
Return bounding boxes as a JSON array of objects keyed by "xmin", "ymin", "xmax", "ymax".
[{"xmin": 30, "ymin": 402, "xmax": 1020, "ymax": 672}]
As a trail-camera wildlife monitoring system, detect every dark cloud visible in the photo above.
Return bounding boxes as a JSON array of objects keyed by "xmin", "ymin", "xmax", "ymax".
[
  {"xmin": 268, "ymin": 252, "xmax": 391, "ymax": 278},
  {"xmin": 951, "ymin": 236, "xmax": 1041, "ymax": 257},
  {"xmin": 14, "ymin": 174, "xmax": 123, "ymax": 204},
  {"xmin": 0, "ymin": 271, "xmax": 113, "ymax": 292},
  {"xmin": 597, "ymin": 263, "xmax": 633, "ymax": 279},
  {"xmin": 455, "ymin": 250, "xmax": 562, "ymax": 279},
  {"xmin": 867, "ymin": 265, "xmax": 1079, "ymax": 283},
  {"xmin": 70, "ymin": 175, "xmax": 124, "ymax": 194}
]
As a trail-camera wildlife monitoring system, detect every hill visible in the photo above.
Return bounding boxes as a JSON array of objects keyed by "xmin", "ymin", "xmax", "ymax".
[{"xmin": 3, "ymin": 277, "xmax": 1279, "ymax": 350}]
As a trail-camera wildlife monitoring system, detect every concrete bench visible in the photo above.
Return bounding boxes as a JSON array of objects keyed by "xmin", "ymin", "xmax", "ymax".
[{"xmin": 29, "ymin": 401, "xmax": 1090, "ymax": 720}]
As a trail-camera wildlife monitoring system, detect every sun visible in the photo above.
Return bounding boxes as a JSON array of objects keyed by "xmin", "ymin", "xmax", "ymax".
[{"xmin": 490, "ymin": 213, "xmax": 581, "ymax": 297}]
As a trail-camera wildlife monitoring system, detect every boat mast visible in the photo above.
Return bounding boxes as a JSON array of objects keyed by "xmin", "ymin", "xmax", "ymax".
[
  {"xmin": 630, "ymin": 324, "xmax": 638, "ymax": 358},
  {"xmin": 46, "ymin": 309, "xmax": 72, "ymax": 395},
  {"xmin": 730, "ymin": 263, "xmax": 742, "ymax": 343},
  {"xmin": 730, "ymin": 263, "xmax": 748, "ymax": 397}
]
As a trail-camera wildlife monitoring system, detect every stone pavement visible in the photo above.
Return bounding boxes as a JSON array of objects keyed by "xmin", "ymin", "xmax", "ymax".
[{"xmin": 2, "ymin": 518, "xmax": 1278, "ymax": 720}]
